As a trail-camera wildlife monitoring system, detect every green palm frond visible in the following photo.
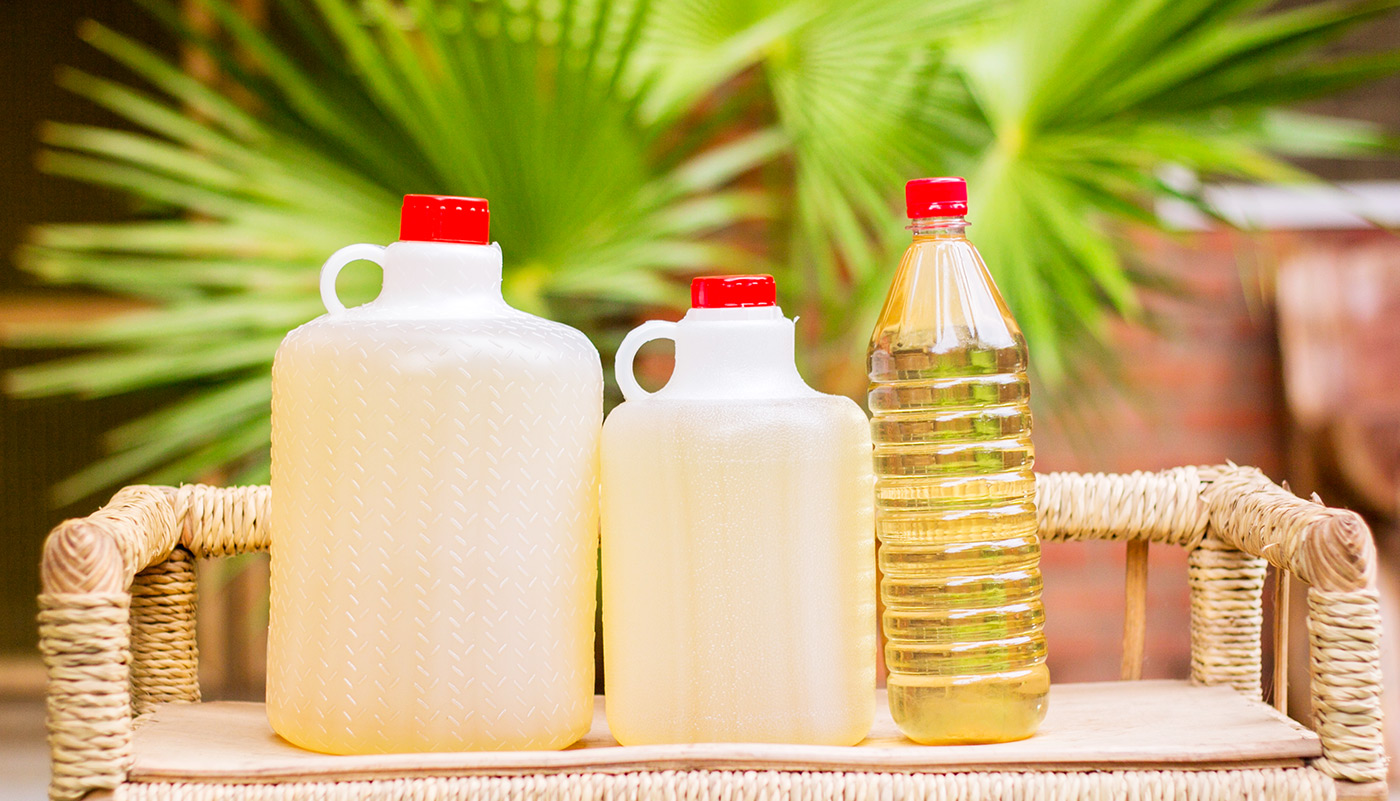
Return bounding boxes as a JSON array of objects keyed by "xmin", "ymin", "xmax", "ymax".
[
  {"xmin": 941, "ymin": 0, "xmax": 1400, "ymax": 384},
  {"xmin": 737, "ymin": 0, "xmax": 1398, "ymax": 389},
  {"xmin": 7, "ymin": 0, "xmax": 1399, "ymax": 503},
  {"xmin": 8, "ymin": 0, "xmax": 778, "ymax": 502}
]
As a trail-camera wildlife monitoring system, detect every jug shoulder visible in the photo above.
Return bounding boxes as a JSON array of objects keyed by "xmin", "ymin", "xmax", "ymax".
[
  {"xmin": 277, "ymin": 311, "xmax": 601, "ymax": 372},
  {"xmin": 603, "ymin": 394, "xmax": 869, "ymax": 441}
]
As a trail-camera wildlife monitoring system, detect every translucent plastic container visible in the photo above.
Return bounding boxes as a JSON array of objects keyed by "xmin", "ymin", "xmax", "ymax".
[
  {"xmin": 268, "ymin": 195, "xmax": 602, "ymax": 754},
  {"xmin": 867, "ymin": 178, "xmax": 1049, "ymax": 744},
  {"xmin": 601, "ymin": 275, "xmax": 876, "ymax": 746}
]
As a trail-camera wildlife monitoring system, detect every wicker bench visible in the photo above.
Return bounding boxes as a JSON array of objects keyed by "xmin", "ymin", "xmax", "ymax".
[{"xmin": 38, "ymin": 465, "xmax": 1386, "ymax": 800}]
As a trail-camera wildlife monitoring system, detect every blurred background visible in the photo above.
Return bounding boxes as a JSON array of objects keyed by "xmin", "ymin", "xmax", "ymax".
[{"xmin": 4, "ymin": 0, "xmax": 1400, "ymax": 794}]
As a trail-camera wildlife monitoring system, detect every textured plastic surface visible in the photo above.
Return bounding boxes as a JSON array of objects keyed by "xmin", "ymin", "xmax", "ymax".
[
  {"xmin": 603, "ymin": 296, "xmax": 876, "ymax": 745},
  {"xmin": 867, "ymin": 219, "xmax": 1049, "ymax": 744},
  {"xmin": 269, "ymin": 239, "xmax": 602, "ymax": 754}
]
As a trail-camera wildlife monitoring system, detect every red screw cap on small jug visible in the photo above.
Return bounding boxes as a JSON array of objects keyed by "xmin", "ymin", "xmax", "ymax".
[
  {"xmin": 905, "ymin": 177, "xmax": 968, "ymax": 219},
  {"xmin": 400, "ymin": 194, "xmax": 490, "ymax": 244},
  {"xmin": 691, "ymin": 275, "xmax": 776, "ymax": 308}
]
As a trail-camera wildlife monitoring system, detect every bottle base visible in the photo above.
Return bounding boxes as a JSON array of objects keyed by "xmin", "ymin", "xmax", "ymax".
[
  {"xmin": 886, "ymin": 664, "xmax": 1050, "ymax": 745},
  {"xmin": 607, "ymin": 695, "xmax": 876, "ymax": 747},
  {"xmin": 267, "ymin": 703, "xmax": 592, "ymax": 755}
]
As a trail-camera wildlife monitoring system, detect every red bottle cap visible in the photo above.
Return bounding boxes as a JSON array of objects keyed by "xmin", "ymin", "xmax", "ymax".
[
  {"xmin": 691, "ymin": 275, "xmax": 776, "ymax": 308},
  {"xmin": 399, "ymin": 194, "xmax": 490, "ymax": 244},
  {"xmin": 905, "ymin": 177, "xmax": 968, "ymax": 219}
]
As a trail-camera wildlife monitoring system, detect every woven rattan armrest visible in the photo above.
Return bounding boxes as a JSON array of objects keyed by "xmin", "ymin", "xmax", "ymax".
[
  {"xmin": 40, "ymin": 485, "xmax": 271, "ymax": 594},
  {"xmin": 1039, "ymin": 464, "xmax": 1387, "ymax": 788},
  {"xmin": 1201, "ymin": 464, "xmax": 1376, "ymax": 593},
  {"xmin": 39, "ymin": 485, "xmax": 269, "ymax": 800},
  {"xmin": 1200, "ymin": 465, "xmax": 1386, "ymax": 786},
  {"xmin": 38, "ymin": 471, "xmax": 1384, "ymax": 801}
]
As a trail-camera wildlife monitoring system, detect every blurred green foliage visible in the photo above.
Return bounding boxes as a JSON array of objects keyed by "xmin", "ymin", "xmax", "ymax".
[{"xmin": 7, "ymin": 0, "xmax": 1399, "ymax": 501}]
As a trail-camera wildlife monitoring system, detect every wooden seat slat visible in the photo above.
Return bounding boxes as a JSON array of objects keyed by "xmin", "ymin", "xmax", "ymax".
[{"xmin": 129, "ymin": 681, "xmax": 1318, "ymax": 783}]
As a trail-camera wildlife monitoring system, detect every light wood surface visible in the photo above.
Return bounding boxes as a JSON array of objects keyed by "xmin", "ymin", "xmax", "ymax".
[
  {"xmin": 0, "ymin": 656, "xmax": 46, "ymax": 698},
  {"xmin": 1121, "ymin": 540, "xmax": 1150, "ymax": 680},
  {"xmin": 1334, "ymin": 779, "xmax": 1388, "ymax": 800},
  {"xmin": 1273, "ymin": 568, "xmax": 1291, "ymax": 713},
  {"xmin": 128, "ymin": 682, "xmax": 1319, "ymax": 783}
]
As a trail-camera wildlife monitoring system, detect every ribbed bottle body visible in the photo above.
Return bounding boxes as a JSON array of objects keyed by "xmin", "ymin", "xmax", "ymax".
[{"xmin": 867, "ymin": 231, "xmax": 1049, "ymax": 744}]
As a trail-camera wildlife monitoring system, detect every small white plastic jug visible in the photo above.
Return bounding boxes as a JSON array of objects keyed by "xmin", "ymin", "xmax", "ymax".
[
  {"xmin": 268, "ymin": 195, "xmax": 601, "ymax": 754},
  {"xmin": 601, "ymin": 275, "xmax": 876, "ymax": 746}
]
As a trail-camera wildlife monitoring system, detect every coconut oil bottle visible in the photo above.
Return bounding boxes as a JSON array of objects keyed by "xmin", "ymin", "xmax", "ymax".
[{"xmin": 867, "ymin": 178, "xmax": 1049, "ymax": 744}]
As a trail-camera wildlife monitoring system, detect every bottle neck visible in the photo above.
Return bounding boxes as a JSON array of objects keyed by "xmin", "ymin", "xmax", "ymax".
[
  {"xmin": 373, "ymin": 240, "xmax": 508, "ymax": 315},
  {"xmin": 662, "ymin": 307, "xmax": 816, "ymax": 400},
  {"xmin": 909, "ymin": 215, "xmax": 969, "ymax": 240}
]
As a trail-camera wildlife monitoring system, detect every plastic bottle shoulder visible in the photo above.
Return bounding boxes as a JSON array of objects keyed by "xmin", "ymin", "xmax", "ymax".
[
  {"xmin": 279, "ymin": 305, "xmax": 600, "ymax": 367},
  {"xmin": 604, "ymin": 391, "xmax": 868, "ymax": 438}
]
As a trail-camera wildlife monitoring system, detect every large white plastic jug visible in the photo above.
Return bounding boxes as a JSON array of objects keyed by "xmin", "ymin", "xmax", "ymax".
[
  {"xmin": 601, "ymin": 275, "xmax": 876, "ymax": 746},
  {"xmin": 268, "ymin": 195, "xmax": 602, "ymax": 754}
]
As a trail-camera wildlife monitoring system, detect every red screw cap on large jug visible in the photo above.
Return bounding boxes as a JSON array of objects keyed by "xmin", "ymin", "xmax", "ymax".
[
  {"xmin": 905, "ymin": 177, "xmax": 968, "ymax": 219},
  {"xmin": 400, "ymin": 194, "xmax": 490, "ymax": 244},
  {"xmin": 691, "ymin": 275, "xmax": 776, "ymax": 308}
]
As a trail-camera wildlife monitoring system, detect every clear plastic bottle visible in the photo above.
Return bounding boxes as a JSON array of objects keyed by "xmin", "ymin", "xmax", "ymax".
[
  {"xmin": 268, "ymin": 195, "xmax": 601, "ymax": 754},
  {"xmin": 602, "ymin": 275, "xmax": 875, "ymax": 746},
  {"xmin": 867, "ymin": 178, "xmax": 1049, "ymax": 744}
]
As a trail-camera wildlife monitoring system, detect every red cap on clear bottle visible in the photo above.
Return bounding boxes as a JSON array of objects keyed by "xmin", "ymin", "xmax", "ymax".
[
  {"xmin": 400, "ymin": 194, "xmax": 490, "ymax": 244},
  {"xmin": 905, "ymin": 177, "xmax": 968, "ymax": 219},
  {"xmin": 691, "ymin": 275, "xmax": 776, "ymax": 308}
]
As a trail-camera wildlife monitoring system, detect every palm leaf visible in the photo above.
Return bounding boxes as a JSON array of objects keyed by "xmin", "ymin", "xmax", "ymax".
[
  {"xmin": 8, "ymin": 0, "xmax": 1400, "ymax": 503},
  {"xmin": 9, "ymin": 0, "xmax": 776, "ymax": 502},
  {"xmin": 754, "ymin": 0, "xmax": 1400, "ymax": 389}
]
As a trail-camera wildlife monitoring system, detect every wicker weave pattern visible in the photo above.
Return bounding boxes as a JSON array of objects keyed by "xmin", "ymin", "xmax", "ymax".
[
  {"xmin": 109, "ymin": 769, "xmax": 1337, "ymax": 801},
  {"xmin": 38, "ymin": 593, "xmax": 131, "ymax": 800},
  {"xmin": 1200, "ymin": 465, "xmax": 1387, "ymax": 783},
  {"xmin": 1188, "ymin": 535, "xmax": 1266, "ymax": 700},
  {"xmin": 1037, "ymin": 468, "xmax": 1209, "ymax": 547},
  {"xmin": 1201, "ymin": 465, "xmax": 1376, "ymax": 593},
  {"xmin": 172, "ymin": 484, "xmax": 271, "ymax": 558},
  {"xmin": 1307, "ymin": 589, "xmax": 1386, "ymax": 783},
  {"xmin": 38, "ymin": 468, "xmax": 1384, "ymax": 801},
  {"xmin": 130, "ymin": 549, "xmax": 200, "ymax": 717},
  {"xmin": 39, "ymin": 484, "xmax": 184, "ymax": 801},
  {"xmin": 43, "ymin": 485, "xmax": 179, "ymax": 595}
]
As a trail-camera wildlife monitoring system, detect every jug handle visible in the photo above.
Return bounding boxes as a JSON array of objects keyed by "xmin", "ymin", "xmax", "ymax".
[
  {"xmin": 615, "ymin": 320, "xmax": 678, "ymax": 401},
  {"xmin": 319, "ymin": 244, "xmax": 387, "ymax": 313}
]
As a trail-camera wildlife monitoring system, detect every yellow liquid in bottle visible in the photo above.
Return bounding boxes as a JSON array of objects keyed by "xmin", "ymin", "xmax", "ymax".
[{"xmin": 868, "ymin": 227, "xmax": 1049, "ymax": 744}]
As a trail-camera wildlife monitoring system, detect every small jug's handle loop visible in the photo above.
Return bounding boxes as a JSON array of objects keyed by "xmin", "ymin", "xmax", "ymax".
[
  {"xmin": 615, "ymin": 320, "xmax": 678, "ymax": 401},
  {"xmin": 319, "ymin": 244, "xmax": 386, "ymax": 313}
]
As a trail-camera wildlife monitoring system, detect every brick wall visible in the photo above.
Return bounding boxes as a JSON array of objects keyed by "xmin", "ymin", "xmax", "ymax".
[{"xmin": 1033, "ymin": 225, "xmax": 1393, "ymax": 685}]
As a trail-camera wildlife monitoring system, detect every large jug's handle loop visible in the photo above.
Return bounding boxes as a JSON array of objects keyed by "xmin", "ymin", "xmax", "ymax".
[
  {"xmin": 319, "ymin": 244, "xmax": 386, "ymax": 313},
  {"xmin": 615, "ymin": 320, "xmax": 678, "ymax": 401}
]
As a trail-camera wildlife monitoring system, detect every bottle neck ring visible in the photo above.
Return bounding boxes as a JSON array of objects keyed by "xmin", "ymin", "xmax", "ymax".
[{"xmin": 909, "ymin": 216, "xmax": 969, "ymax": 238}]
